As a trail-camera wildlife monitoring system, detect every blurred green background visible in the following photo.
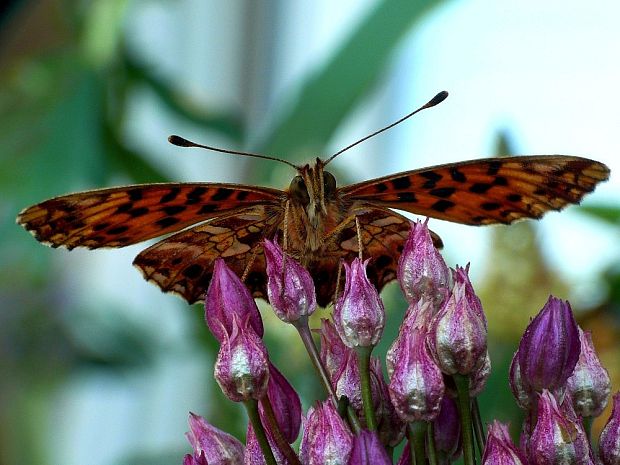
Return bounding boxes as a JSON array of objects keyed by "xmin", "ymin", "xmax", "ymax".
[{"xmin": 1, "ymin": 1, "xmax": 619, "ymax": 464}]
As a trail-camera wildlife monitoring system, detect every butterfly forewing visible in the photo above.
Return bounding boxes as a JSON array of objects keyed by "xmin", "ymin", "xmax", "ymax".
[
  {"xmin": 343, "ymin": 156, "xmax": 609, "ymax": 225},
  {"xmin": 17, "ymin": 183, "xmax": 282, "ymax": 249}
]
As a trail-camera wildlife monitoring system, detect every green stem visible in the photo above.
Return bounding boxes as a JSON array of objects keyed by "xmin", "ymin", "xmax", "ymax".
[
  {"xmin": 427, "ymin": 421, "xmax": 438, "ymax": 465},
  {"xmin": 260, "ymin": 396, "xmax": 301, "ymax": 465},
  {"xmin": 583, "ymin": 416, "xmax": 593, "ymax": 445},
  {"xmin": 453, "ymin": 374, "xmax": 475, "ymax": 465},
  {"xmin": 472, "ymin": 397, "xmax": 485, "ymax": 457},
  {"xmin": 356, "ymin": 345, "xmax": 377, "ymax": 430},
  {"xmin": 409, "ymin": 421, "xmax": 428, "ymax": 465},
  {"xmin": 244, "ymin": 399, "xmax": 277, "ymax": 465},
  {"xmin": 293, "ymin": 318, "xmax": 361, "ymax": 433}
]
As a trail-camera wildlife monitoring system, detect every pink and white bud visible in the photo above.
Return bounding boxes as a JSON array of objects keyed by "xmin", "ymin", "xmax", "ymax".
[
  {"xmin": 185, "ymin": 413, "xmax": 244, "ymax": 464},
  {"xmin": 528, "ymin": 390, "xmax": 590, "ymax": 465},
  {"xmin": 599, "ymin": 392, "xmax": 620, "ymax": 465},
  {"xmin": 299, "ymin": 401, "xmax": 354, "ymax": 465},
  {"xmin": 387, "ymin": 301, "xmax": 444, "ymax": 422},
  {"xmin": 214, "ymin": 314, "xmax": 269, "ymax": 402},
  {"xmin": 482, "ymin": 421, "xmax": 528, "ymax": 465},
  {"xmin": 566, "ymin": 328, "xmax": 611, "ymax": 418},
  {"xmin": 397, "ymin": 219, "xmax": 450, "ymax": 308},
  {"xmin": 334, "ymin": 258, "xmax": 385, "ymax": 348},
  {"xmin": 263, "ymin": 239, "xmax": 317, "ymax": 323},
  {"xmin": 427, "ymin": 267, "xmax": 487, "ymax": 376},
  {"xmin": 349, "ymin": 430, "xmax": 392, "ymax": 465},
  {"xmin": 205, "ymin": 259, "xmax": 264, "ymax": 342}
]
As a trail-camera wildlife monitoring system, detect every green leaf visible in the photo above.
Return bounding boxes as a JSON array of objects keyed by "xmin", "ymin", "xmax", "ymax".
[
  {"xmin": 577, "ymin": 205, "xmax": 620, "ymax": 226},
  {"xmin": 256, "ymin": 0, "xmax": 444, "ymax": 160}
]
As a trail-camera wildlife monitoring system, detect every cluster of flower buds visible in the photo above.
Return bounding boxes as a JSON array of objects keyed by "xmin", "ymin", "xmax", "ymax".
[
  {"xmin": 179, "ymin": 221, "xmax": 618, "ymax": 465},
  {"xmin": 507, "ymin": 295, "xmax": 615, "ymax": 464}
]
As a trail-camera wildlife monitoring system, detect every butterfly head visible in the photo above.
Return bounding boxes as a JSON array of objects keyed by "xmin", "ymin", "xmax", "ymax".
[{"xmin": 289, "ymin": 158, "xmax": 337, "ymax": 227}]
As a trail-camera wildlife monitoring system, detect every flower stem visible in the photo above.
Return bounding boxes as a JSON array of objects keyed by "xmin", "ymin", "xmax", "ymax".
[
  {"xmin": 356, "ymin": 345, "xmax": 377, "ymax": 431},
  {"xmin": 427, "ymin": 421, "xmax": 438, "ymax": 465},
  {"xmin": 244, "ymin": 399, "xmax": 277, "ymax": 465},
  {"xmin": 453, "ymin": 374, "xmax": 475, "ymax": 465},
  {"xmin": 294, "ymin": 317, "xmax": 361, "ymax": 432},
  {"xmin": 260, "ymin": 396, "xmax": 301, "ymax": 465},
  {"xmin": 409, "ymin": 421, "xmax": 428, "ymax": 465},
  {"xmin": 472, "ymin": 397, "xmax": 485, "ymax": 457}
]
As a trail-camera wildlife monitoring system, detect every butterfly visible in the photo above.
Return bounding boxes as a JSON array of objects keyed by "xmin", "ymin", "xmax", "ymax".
[{"xmin": 17, "ymin": 92, "xmax": 610, "ymax": 306}]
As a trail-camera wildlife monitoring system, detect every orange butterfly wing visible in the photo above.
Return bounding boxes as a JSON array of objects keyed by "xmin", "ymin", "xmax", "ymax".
[
  {"xmin": 17, "ymin": 183, "xmax": 283, "ymax": 249},
  {"xmin": 133, "ymin": 206, "xmax": 282, "ymax": 304},
  {"xmin": 343, "ymin": 156, "xmax": 609, "ymax": 225}
]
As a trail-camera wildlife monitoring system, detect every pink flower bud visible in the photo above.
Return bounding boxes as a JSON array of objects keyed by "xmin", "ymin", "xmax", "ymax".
[
  {"xmin": 183, "ymin": 452, "xmax": 208, "ymax": 465},
  {"xmin": 387, "ymin": 301, "xmax": 444, "ymax": 422},
  {"xmin": 205, "ymin": 259, "xmax": 263, "ymax": 342},
  {"xmin": 371, "ymin": 357, "xmax": 405, "ymax": 448},
  {"xmin": 566, "ymin": 328, "xmax": 611, "ymax": 418},
  {"xmin": 318, "ymin": 318, "xmax": 348, "ymax": 382},
  {"xmin": 528, "ymin": 390, "xmax": 590, "ymax": 465},
  {"xmin": 517, "ymin": 296, "xmax": 580, "ymax": 393},
  {"xmin": 509, "ymin": 351, "xmax": 534, "ymax": 410},
  {"xmin": 299, "ymin": 401, "xmax": 354, "ymax": 465},
  {"xmin": 214, "ymin": 314, "xmax": 269, "ymax": 402},
  {"xmin": 263, "ymin": 239, "xmax": 317, "ymax": 323},
  {"xmin": 259, "ymin": 363, "xmax": 301, "ymax": 443},
  {"xmin": 469, "ymin": 351, "xmax": 491, "ymax": 397},
  {"xmin": 428, "ymin": 266, "xmax": 487, "ymax": 375},
  {"xmin": 433, "ymin": 396, "xmax": 462, "ymax": 463},
  {"xmin": 245, "ymin": 424, "xmax": 287, "ymax": 465},
  {"xmin": 599, "ymin": 392, "xmax": 620, "ymax": 465},
  {"xmin": 397, "ymin": 219, "xmax": 450, "ymax": 307},
  {"xmin": 185, "ymin": 413, "xmax": 245, "ymax": 464},
  {"xmin": 334, "ymin": 258, "xmax": 385, "ymax": 348},
  {"xmin": 349, "ymin": 430, "xmax": 392, "ymax": 465},
  {"xmin": 482, "ymin": 421, "xmax": 528, "ymax": 465}
]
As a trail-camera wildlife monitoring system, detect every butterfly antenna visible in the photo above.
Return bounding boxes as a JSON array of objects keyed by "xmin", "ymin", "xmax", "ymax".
[
  {"xmin": 168, "ymin": 135, "xmax": 298, "ymax": 169},
  {"xmin": 324, "ymin": 90, "xmax": 449, "ymax": 165}
]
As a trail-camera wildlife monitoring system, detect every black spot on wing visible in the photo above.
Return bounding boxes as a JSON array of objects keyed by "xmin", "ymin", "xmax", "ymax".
[
  {"xmin": 431, "ymin": 199, "xmax": 455, "ymax": 212},
  {"xmin": 108, "ymin": 225, "xmax": 130, "ymax": 235},
  {"xmin": 182, "ymin": 264, "xmax": 204, "ymax": 279},
  {"xmin": 419, "ymin": 171, "xmax": 443, "ymax": 189},
  {"xmin": 391, "ymin": 176, "xmax": 412, "ymax": 190},
  {"xmin": 469, "ymin": 183, "xmax": 492, "ymax": 194},
  {"xmin": 397, "ymin": 192, "xmax": 417, "ymax": 202},
  {"xmin": 481, "ymin": 202, "xmax": 501, "ymax": 211},
  {"xmin": 162, "ymin": 205, "xmax": 187, "ymax": 215},
  {"xmin": 198, "ymin": 204, "xmax": 218, "ymax": 214},
  {"xmin": 487, "ymin": 161, "xmax": 502, "ymax": 176},
  {"xmin": 160, "ymin": 188, "xmax": 181, "ymax": 203},
  {"xmin": 212, "ymin": 188, "xmax": 233, "ymax": 201},
  {"xmin": 156, "ymin": 217, "xmax": 181, "ymax": 228},
  {"xmin": 450, "ymin": 167, "xmax": 467, "ymax": 182},
  {"xmin": 429, "ymin": 187, "xmax": 456, "ymax": 198}
]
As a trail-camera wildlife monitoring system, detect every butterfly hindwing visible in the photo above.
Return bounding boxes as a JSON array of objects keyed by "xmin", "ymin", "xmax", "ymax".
[
  {"xmin": 133, "ymin": 206, "xmax": 282, "ymax": 303},
  {"xmin": 342, "ymin": 156, "xmax": 609, "ymax": 225},
  {"xmin": 17, "ymin": 183, "xmax": 282, "ymax": 249}
]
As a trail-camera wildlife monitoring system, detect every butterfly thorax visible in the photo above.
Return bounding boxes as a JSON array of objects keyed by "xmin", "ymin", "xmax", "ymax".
[{"xmin": 286, "ymin": 159, "xmax": 346, "ymax": 259}]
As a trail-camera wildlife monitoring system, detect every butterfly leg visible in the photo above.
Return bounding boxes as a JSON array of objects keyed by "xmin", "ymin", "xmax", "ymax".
[{"xmin": 355, "ymin": 216, "xmax": 363, "ymax": 260}]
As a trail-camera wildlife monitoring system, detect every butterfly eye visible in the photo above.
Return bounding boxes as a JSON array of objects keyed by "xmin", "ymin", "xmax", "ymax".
[
  {"xmin": 289, "ymin": 176, "xmax": 310, "ymax": 206},
  {"xmin": 323, "ymin": 171, "xmax": 337, "ymax": 198}
]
